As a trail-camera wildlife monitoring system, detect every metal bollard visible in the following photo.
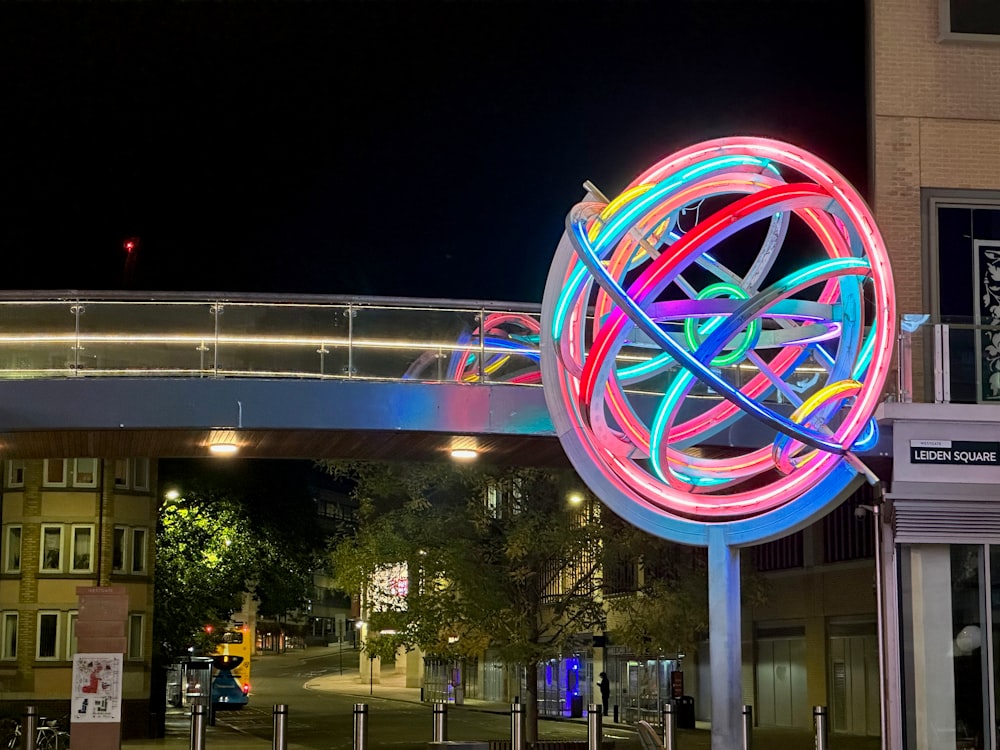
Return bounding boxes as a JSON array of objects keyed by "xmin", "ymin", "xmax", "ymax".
[
  {"xmin": 353, "ymin": 704, "xmax": 368, "ymax": 750},
  {"xmin": 432, "ymin": 702, "xmax": 448, "ymax": 742},
  {"xmin": 587, "ymin": 703, "xmax": 602, "ymax": 750},
  {"xmin": 813, "ymin": 705, "xmax": 829, "ymax": 750},
  {"xmin": 189, "ymin": 704, "xmax": 206, "ymax": 750},
  {"xmin": 511, "ymin": 702, "xmax": 526, "ymax": 750},
  {"xmin": 23, "ymin": 706, "xmax": 38, "ymax": 750},
  {"xmin": 272, "ymin": 704, "xmax": 288, "ymax": 750},
  {"xmin": 742, "ymin": 704, "xmax": 752, "ymax": 750},
  {"xmin": 662, "ymin": 702, "xmax": 677, "ymax": 750}
]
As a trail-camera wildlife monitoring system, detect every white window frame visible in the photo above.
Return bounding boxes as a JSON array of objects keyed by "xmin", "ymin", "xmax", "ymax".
[
  {"xmin": 39, "ymin": 525, "xmax": 63, "ymax": 572},
  {"xmin": 127, "ymin": 613, "xmax": 144, "ymax": 660},
  {"xmin": 36, "ymin": 611, "xmax": 59, "ymax": 660},
  {"xmin": 1, "ymin": 612, "xmax": 17, "ymax": 660},
  {"xmin": 113, "ymin": 459, "xmax": 130, "ymax": 489},
  {"xmin": 42, "ymin": 459, "xmax": 67, "ymax": 488},
  {"xmin": 132, "ymin": 459, "xmax": 150, "ymax": 492},
  {"xmin": 7, "ymin": 461, "xmax": 24, "ymax": 488},
  {"xmin": 72, "ymin": 458, "xmax": 98, "ymax": 488},
  {"xmin": 939, "ymin": 0, "xmax": 1000, "ymax": 42},
  {"xmin": 131, "ymin": 528, "xmax": 148, "ymax": 574},
  {"xmin": 70, "ymin": 525, "xmax": 94, "ymax": 573},
  {"xmin": 66, "ymin": 611, "xmax": 78, "ymax": 659},
  {"xmin": 112, "ymin": 526, "xmax": 128, "ymax": 573},
  {"xmin": 4, "ymin": 525, "xmax": 22, "ymax": 573}
]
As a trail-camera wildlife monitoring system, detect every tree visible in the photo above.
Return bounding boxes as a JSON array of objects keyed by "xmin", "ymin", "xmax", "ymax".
[
  {"xmin": 324, "ymin": 461, "xmax": 605, "ymax": 743},
  {"xmin": 602, "ymin": 514, "xmax": 767, "ymax": 660},
  {"xmin": 154, "ymin": 461, "xmax": 330, "ymax": 658}
]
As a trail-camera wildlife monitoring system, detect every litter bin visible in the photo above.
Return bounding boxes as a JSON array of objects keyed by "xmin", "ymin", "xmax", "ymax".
[
  {"xmin": 677, "ymin": 695, "xmax": 695, "ymax": 729},
  {"xmin": 570, "ymin": 695, "xmax": 583, "ymax": 718}
]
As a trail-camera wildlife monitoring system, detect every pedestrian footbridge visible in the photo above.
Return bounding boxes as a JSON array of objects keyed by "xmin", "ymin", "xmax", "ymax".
[{"xmin": 0, "ymin": 291, "xmax": 872, "ymax": 464}]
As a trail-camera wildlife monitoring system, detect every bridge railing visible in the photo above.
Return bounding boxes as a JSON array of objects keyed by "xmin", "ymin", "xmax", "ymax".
[
  {"xmin": 0, "ymin": 293, "xmax": 838, "ymax": 407},
  {"xmin": 0, "ymin": 294, "xmax": 545, "ymax": 384}
]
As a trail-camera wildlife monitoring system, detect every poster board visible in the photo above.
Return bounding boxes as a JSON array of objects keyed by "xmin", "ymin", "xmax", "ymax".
[{"xmin": 71, "ymin": 653, "xmax": 124, "ymax": 723}]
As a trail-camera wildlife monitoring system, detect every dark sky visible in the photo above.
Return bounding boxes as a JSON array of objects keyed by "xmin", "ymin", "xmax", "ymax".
[{"xmin": 1, "ymin": 1, "xmax": 867, "ymax": 303}]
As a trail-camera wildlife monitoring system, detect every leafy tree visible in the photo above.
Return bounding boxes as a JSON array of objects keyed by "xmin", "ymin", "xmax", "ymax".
[
  {"xmin": 324, "ymin": 461, "xmax": 606, "ymax": 743},
  {"xmin": 154, "ymin": 461, "xmax": 331, "ymax": 658},
  {"xmin": 603, "ymin": 515, "xmax": 767, "ymax": 659}
]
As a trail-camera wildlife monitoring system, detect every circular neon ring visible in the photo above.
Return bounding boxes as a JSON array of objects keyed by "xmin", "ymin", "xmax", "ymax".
[{"xmin": 540, "ymin": 136, "xmax": 895, "ymax": 546}]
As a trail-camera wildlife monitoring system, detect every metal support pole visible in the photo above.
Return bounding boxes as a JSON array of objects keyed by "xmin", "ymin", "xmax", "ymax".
[
  {"xmin": 353, "ymin": 704, "xmax": 368, "ymax": 750},
  {"xmin": 662, "ymin": 702, "xmax": 677, "ymax": 750},
  {"xmin": 587, "ymin": 703, "xmax": 602, "ymax": 750},
  {"xmin": 432, "ymin": 702, "xmax": 448, "ymax": 742},
  {"xmin": 708, "ymin": 528, "xmax": 742, "ymax": 750},
  {"xmin": 741, "ymin": 705, "xmax": 752, "ymax": 750},
  {"xmin": 511, "ymin": 702, "xmax": 526, "ymax": 750},
  {"xmin": 813, "ymin": 706, "xmax": 829, "ymax": 750},
  {"xmin": 189, "ymin": 704, "xmax": 205, "ymax": 750},
  {"xmin": 23, "ymin": 706, "xmax": 38, "ymax": 750},
  {"xmin": 272, "ymin": 704, "xmax": 288, "ymax": 750}
]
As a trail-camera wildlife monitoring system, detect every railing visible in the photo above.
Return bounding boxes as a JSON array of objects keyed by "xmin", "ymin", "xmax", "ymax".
[
  {"xmin": 0, "ymin": 291, "xmax": 849, "ymax": 407},
  {"xmin": 896, "ymin": 313, "xmax": 1000, "ymax": 404},
  {"xmin": 0, "ymin": 292, "xmax": 543, "ymax": 384}
]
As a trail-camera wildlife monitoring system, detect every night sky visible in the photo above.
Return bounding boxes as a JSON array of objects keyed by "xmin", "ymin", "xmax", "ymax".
[{"xmin": 1, "ymin": 1, "xmax": 867, "ymax": 303}]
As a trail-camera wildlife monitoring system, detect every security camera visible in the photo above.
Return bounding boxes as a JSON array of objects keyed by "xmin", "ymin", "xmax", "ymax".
[{"xmin": 854, "ymin": 503, "xmax": 874, "ymax": 519}]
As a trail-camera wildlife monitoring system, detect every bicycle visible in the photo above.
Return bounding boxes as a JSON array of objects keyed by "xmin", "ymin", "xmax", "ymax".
[{"xmin": 4, "ymin": 716, "xmax": 71, "ymax": 750}]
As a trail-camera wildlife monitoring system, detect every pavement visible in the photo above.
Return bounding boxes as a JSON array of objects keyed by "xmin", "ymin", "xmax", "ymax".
[{"xmin": 121, "ymin": 648, "xmax": 882, "ymax": 750}]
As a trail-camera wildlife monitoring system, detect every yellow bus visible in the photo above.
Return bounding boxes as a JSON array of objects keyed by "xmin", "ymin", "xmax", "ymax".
[{"xmin": 214, "ymin": 626, "xmax": 252, "ymax": 702}]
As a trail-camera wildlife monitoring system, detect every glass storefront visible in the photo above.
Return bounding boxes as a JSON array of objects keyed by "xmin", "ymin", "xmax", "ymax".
[
  {"xmin": 602, "ymin": 646, "xmax": 679, "ymax": 726},
  {"xmin": 900, "ymin": 543, "xmax": 998, "ymax": 749}
]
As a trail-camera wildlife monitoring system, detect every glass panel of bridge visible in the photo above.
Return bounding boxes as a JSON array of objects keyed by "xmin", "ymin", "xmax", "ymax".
[
  {"xmin": 0, "ymin": 302, "xmax": 80, "ymax": 377},
  {"xmin": 214, "ymin": 303, "xmax": 350, "ymax": 378},
  {"xmin": 74, "ymin": 302, "xmax": 219, "ymax": 375},
  {"xmin": 351, "ymin": 305, "xmax": 540, "ymax": 383}
]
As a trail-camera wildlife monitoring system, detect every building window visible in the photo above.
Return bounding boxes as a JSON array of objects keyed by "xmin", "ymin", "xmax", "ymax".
[
  {"xmin": 128, "ymin": 614, "xmax": 144, "ymax": 660},
  {"xmin": 113, "ymin": 459, "xmax": 130, "ymax": 489},
  {"xmin": 36, "ymin": 612, "xmax": 59, "ymax": 659},
  {"xmin": 132, "ymin": 459, "xmax": 150, "ymax": 492},
  {"xmin": 71, "ymin": 526, "xmax": 94, "ymax": 573},
  {"xmin": 941, "ymin": 0, "xmax": 1000, "ymax": 39},
  {"xmin": 925, "ymin": 191, "xmax": 1000, "ymax": 403},
  {"xmin": 5, "ymin": 526, "xmax": 22, "ymax": 573},
  {"xmin": 72, "ymin": 458, "xmax": 97, "ymax": 488},
  {"xmin": 43, "ymin": 459, "xmax": 66, "ymax": 487},
  {"xmin": 112, "ymin": 527, "xmax": 127, "ymax": 573},
  {"xmin": 131, "ymin": 529, "xmax": 147, "ymax": 573},
  {"xmin": 7, "ymin": 461, "xmax": 24, "ymax": 488},
  {"xmin": 66, "ymin": 611, "xmax": 77, "ymax": 659},
  {"xmin": 1, "ymin": 612, "xmax": 17, "ymax": 659},
  {"xmin": 40, "ymin": 526, "xmax": 63, "ymax": 572}
]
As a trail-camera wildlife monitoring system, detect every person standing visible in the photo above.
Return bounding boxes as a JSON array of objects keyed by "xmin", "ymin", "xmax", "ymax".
[{"xmin": 597, "ymin": 671, "xmax": 610, "ymax": 717}]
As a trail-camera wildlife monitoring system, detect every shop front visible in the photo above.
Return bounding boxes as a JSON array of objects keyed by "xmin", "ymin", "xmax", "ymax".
[{"xmin": 882, "ymin": 403, "xmax": 1000, "ymax": 750}]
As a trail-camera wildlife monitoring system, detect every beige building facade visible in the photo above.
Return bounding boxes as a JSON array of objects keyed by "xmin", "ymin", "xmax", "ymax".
[{"xmin": 0, "ymin": 459, "xmax": 156, "ymax": 738}]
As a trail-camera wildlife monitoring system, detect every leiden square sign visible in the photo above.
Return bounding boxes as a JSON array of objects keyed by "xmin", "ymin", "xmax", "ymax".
[{"xmin": 910, "ymin": 439, "xmax": 1000, "ymax": 466}]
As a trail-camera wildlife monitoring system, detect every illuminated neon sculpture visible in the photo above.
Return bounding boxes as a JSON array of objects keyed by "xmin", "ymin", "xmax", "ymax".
[
  {"xmin": 540, "ymin": 137, "xmax": 894, "ymax": 748},
  {"xmin": 541, "ymin": 136, "xmax": 894, "ymax": 546}
]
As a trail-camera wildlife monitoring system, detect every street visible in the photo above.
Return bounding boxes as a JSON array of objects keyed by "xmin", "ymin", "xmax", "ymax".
[{"xmin": 210, "ymin": 647, "xmax": 635, "ymax": 749}]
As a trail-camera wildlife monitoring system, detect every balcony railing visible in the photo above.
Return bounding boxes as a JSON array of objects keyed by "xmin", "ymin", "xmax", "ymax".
[{"xmin": 896, "ymin": 313, "xmax": 1000, "ymax": 404}]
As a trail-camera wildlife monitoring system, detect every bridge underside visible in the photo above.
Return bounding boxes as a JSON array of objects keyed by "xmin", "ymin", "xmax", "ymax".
[
  {"xmin": 0, "ymin": 426, "xmax": 571, "ymax": 465},
  {"xmin": 0, "ymin": 378, "xmax": 567, "ymax": 465},
  {"xmin": 0, "ymin": 377, "xmax": 892, "ymax": 471}
]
